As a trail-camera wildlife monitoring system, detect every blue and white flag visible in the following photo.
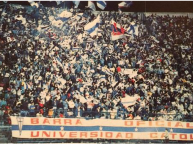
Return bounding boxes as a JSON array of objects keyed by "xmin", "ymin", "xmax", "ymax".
[
  {"xmin": 28, "ymin": 1, "xmax": 39, "ymax": 8},
  {"xmin": 73, "ymin": 1, "xmax": 80, "ymax": 8},
  {"xmin": 84, "ymin": 15, "xmax": 101, "ymax": 37},
  {"xmin": 118, "ymin": 1, "xmax": 133, "ymax": 9},
  {"xmin": 127, "ymin": 22, "xmax": 138, "ymax": 36},
  {"xmin": 56, "ymin": 1, "xmax": 62, "ymax": 5},
  {"xmin": 23, "ymin": 82, "xmax": 28, "ymax": 90},
  {"xmin": 56, "ymin": 56, "xmax": 62, "ymax": 64},
  {"xmin": 97, "ymin": 1, "xmax": 107, "ymax": 10},
  {"xmin": 55, "ymin": 56, "xmax": 64, "ymax": 68},
  {"xmin": 72, "ymin": 47, "xmax": 81, "ymax": 51},
  {"xmin": 74, "ymin": 13, "xmax": 83, "ymax": 21},
  {"xmin": 55, "ymin": 11, "xmax": 72, "ymax": 22},
  {"xmin": 69, "ymin": 13, "xmax": 84, "ymax": 26},
  {"xmin": 103, "ymin": 69, "xmax": 114, "ymax": 76},
  {"xmin": 88, "ymin": 1, "xmax": 96, "ymax": 11},
  {"xmin": 121, "ymin": 94, "xmax": 140, "ymax": 107}
]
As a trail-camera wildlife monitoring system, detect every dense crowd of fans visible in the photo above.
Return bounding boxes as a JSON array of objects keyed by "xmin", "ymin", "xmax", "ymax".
[{"xmin": 0, "ymin": 3, "xmax": 193, "ymax": 125}]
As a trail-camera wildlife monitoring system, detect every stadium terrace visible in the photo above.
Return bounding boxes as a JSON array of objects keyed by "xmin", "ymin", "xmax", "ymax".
[{"xmin": 1, "ymin": 1, "xmax": 193, "ymax": 143}]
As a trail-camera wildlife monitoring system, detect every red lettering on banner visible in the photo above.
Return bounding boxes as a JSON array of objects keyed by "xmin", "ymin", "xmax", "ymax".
[
  {"xmin": 187, "ymin": 123, "xmax": 193, "ymax": 128},
  {"xmin": 137, "ymin": 121, "xmax": 145, "ymax": 126},
  {"xmin": 42, "ymin": 131, "xmax": 50, "ymax": 137},
  {"xmin": 31, "ymin": 131, "xmax": 39, "ymax": 137},
  {"xmin": 171, "ymin": 133, "xmax": 177, "ymax": 139},
  {"xmin": 116, "ymin": 133, "xmax": 122, "ymax": 138},
  {"xmin": 16, "ymin": 118, "xmax": 193, "ymax": 140},
  {"xmin": 105, "ymin": 132, "xmax": 113, "ymax": 138},
  {"xmin": 59, "ymin": 132, "xmax": 66, "ymax": 137},
  {"xmin": 167, "ymin": 122, "xmax": 171, "ymax": 127},
  {"xmin": 69, "ymin": 132, "xmax": 77, "ymax": 138},
  {"xmin": 125, "ymin": 121, "xmax": 133, "ymax": 126},
  {"xmin": 31, "ymin": 118, "xmax": 39, "ymax": 124},
  {"xmin": 180, "ymin": 134, "xmax": 187, "ymax": 140},
  {"xmin": 53, "ymin": 119, "xmax": 61, "ymax": 125},
  {"xmin": 80, "ymin": 132, "xmax": 87, "ymax": 138},
  {"xmin": 190, "ymin": 134, "xmax": 193, "ymax": 139},
  {"xmin": 64, "ymin": 119, "xmax": 72, "ymax": 125},
  {"xmin": 76, "ymin": 119, "xmax": 82, "ymax": 125},
  {"xmin": 175, "ymin": 122, "xmax": 183, "ymax": 128},
  {"xmin": 156, "ymin": 121, "xmax": 164, "ymax": 127},
  {"xmin": 90, "ymin": 132, "xmax": 98, "ymax": 138},
  {"xmin": 43, "ymin": 119, "xmax": 50, "ymax": 124},
  {"xmin": 126, "ymin": 133, "xmax": 133, "ymax": 139},
  {"xmin": 150, "ymin": 133, "xmax": 157, "ymax": 138}
]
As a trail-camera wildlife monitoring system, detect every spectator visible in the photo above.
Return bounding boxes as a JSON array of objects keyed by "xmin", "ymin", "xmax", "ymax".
[{"xmin": 0, "ymin": 3, "xmax": 193, "ymax": 123}]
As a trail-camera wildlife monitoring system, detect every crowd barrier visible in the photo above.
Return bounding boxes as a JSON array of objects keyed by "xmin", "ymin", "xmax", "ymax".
[
  {"xmin": 0, "ymin": 114, "xmax": 193, "ymax": 143},
  {"xmin": 8, "ymin": 116, "xmax": 193, "ymax": 142}
]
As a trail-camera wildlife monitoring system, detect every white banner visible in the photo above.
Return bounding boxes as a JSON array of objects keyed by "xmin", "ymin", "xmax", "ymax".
[{"xmin": 11, "ymin": 117, "xmax": 193, "ymax": 140}]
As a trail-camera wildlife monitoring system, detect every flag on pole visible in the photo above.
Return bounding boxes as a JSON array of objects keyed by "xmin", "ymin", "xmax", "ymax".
[
  {"xmin": 127, "ymin": 21, "xmax": 138, "ymax": 36},
  {"xmin": 118, "ymin": 1, "xmax": 133, "ymax": 9},
  {"xmin": 75, "ymin": 13, "xmax": 83, "ymax": 21},
  {"xmin": 121, "ymin": 94, "xmax": 140, "ymax": 107},
  {"xmin": 28, "ymin": 1, "xmax": 39, "ymax": 8},
  {"xmin": 111, "ymin": 19, "xmax": 126, "ymax": 41},
  {"xmin": 96, "ymin": 1, "xmax": 107, "ymax": 10},
  {"xmin": 56, "ymin": 1, "xmax": 62, "ymax": 5},
  {"xmin": 55, "ymin": 11, "xmax": 72, "ymax": 22},
  {"xmin": 55, "ymin": 56, "xmax": 64, "ymax": 68},
  {"xmin": 69, "ymin": 13, "xmax": 83, "ymax": 24},
  {"xmin": 88, "ymin": 1, "xmax": 96, "ymax": 11},
  {"xmin": 59, "ymin": 11, "xmax": 72, "ymax": 18},
  {"xmin": 73, "ymin": 1, "xmax": 80, "ymax": 8},
  {"xmin": 84, "ymin": 15, "xmax": 101, "ymax": 37}
]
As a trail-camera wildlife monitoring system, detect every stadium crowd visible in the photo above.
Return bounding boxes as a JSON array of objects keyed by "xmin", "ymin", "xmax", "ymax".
[{"xmin": 0, "ymin": 3, "xmax": 193, "ymax": 125}]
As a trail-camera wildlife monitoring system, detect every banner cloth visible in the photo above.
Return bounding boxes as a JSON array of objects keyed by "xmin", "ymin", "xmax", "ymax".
[{"xmin": 11, "ymin": 117, "xmax": 193, "ymax": 140}]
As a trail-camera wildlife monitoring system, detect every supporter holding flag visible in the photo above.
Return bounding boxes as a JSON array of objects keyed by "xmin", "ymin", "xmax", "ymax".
[
  {"xmin": 118, "ymin": 1, "xmax": 133, "ymax": 9},
  {"xmin": 111, "ymin": 19, "xmax": 126, "ymax": 40},
  {"xmin": 87, "ymin": 1, "xmax": 96, "ymax": 11},
  {"xmin": 2, "ymin": 1, "xmax": 193, "ymax": 124},
  {"xmin": 70, "ymin": 13, "xmax": 83, "ymax": 22},
  {"xmin": 55, "ymin": 10, "xmax": 73, "ymax": 22},
  {"xmin": 121, "ymin": 94, "xmax": 140, "ymax": 107},
  {"xmin": 28, "ymin": 1, "xmax": 39, "ymax": 8},
  {"xmin": 73, "ymin": 1, "xmax": 80, "ymax": 8},
  {"xmin": 96, "ymin": 1, "xmax": 107, "ymax": 10},
  {"xmin": 55, "ymin": 55, "xmax": 64, "ymax": 69},
  {"xmin": 84, "ymin": 15, "xmax": 101, "ymax": 37},
  {"xmin": 127, "ymin": 21, "xmax": 139, "ymax": 36},
  {"xmin": 56, "ymin": 1, "xmax": 62, "ymax": 5}
]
